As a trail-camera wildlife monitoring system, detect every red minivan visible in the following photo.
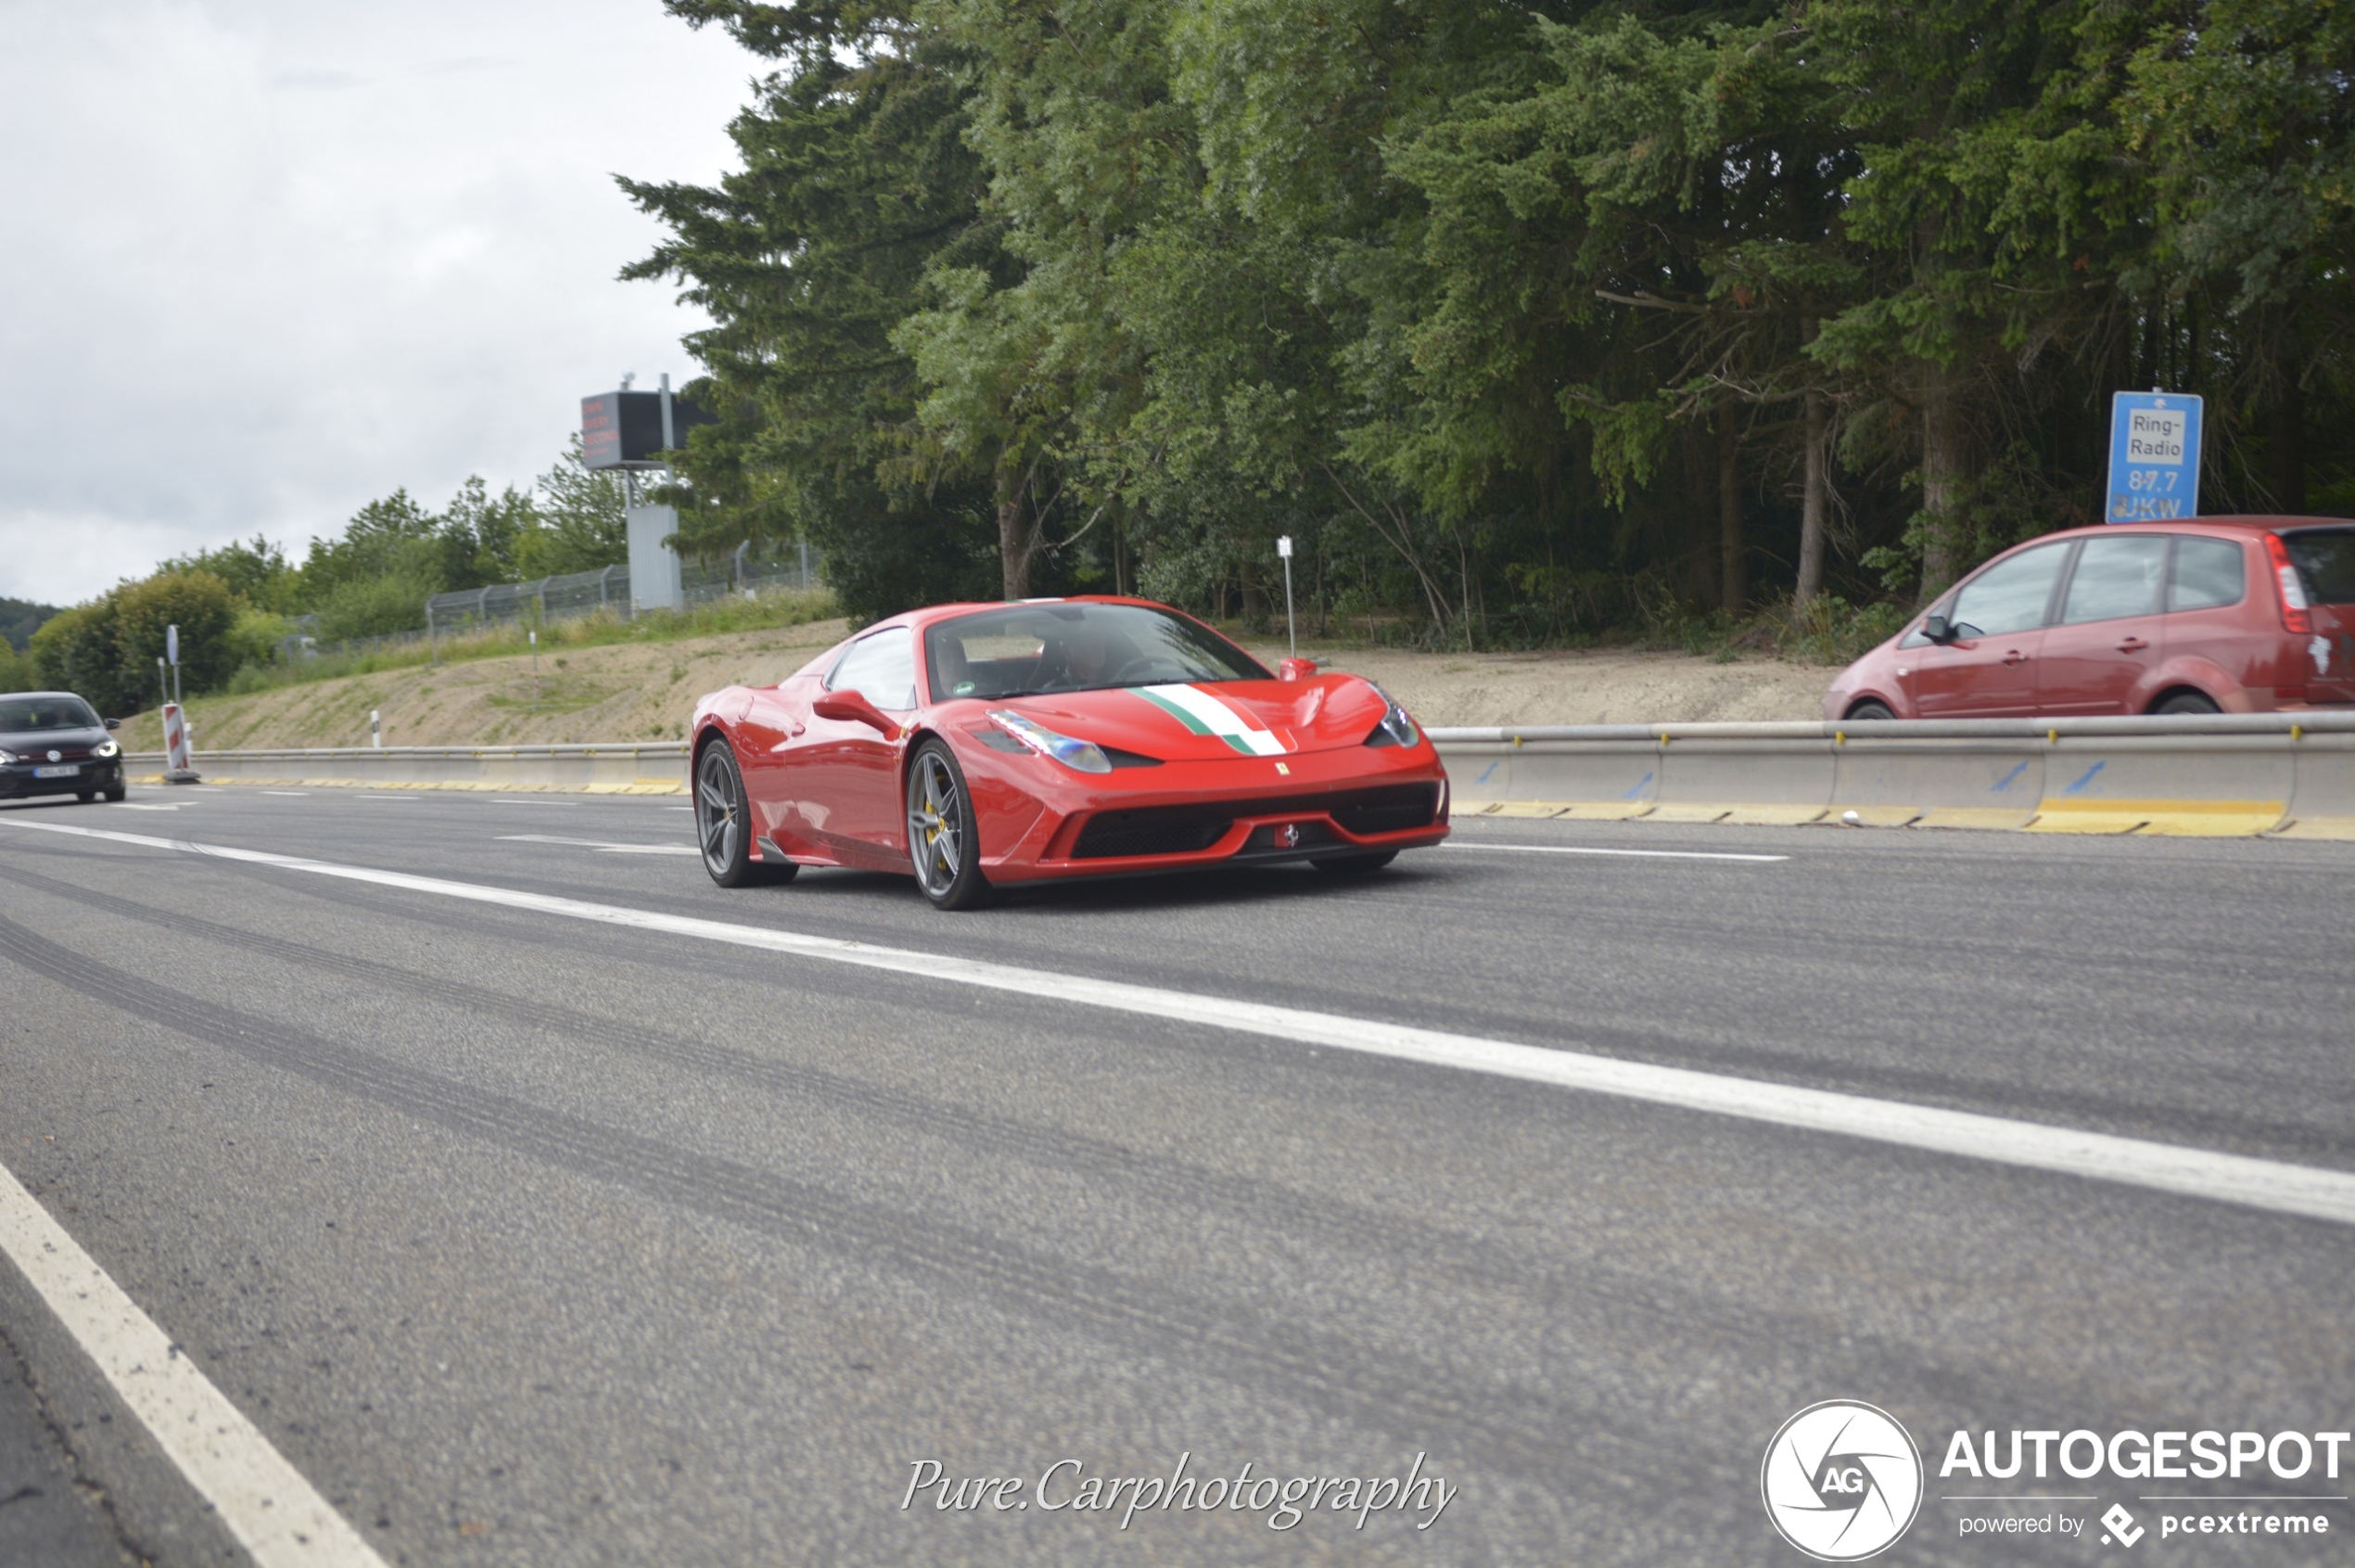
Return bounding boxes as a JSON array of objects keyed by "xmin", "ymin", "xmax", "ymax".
[{"xmin": 1826, "ymin": 517, "xmax": 2355, "ymax": 720}]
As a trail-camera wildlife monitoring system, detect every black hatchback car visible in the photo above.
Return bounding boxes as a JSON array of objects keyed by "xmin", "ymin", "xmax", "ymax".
[{"xmin": 0, "ymin": 692, "xmax": 126, "ymax": 803}]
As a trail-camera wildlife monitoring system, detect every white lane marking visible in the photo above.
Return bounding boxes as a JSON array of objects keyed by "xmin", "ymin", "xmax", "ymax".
[
  {"xmin": 111, "ymin": 803, "xmax": 183, "ymax": 811},
  {"xmin": 497, "ymin": 834, "xmax": 700, "ymax": 856},
  {"xmin": 262, "ymin": 791, "xmax": 311, "ymax": 797},
  {"xmin": 488, "ymin": 798, "xmax": 580, "ymax": 806},
  {"xmin": 1442, "ymin": 841, "xmax": 1788, "ymax": 864},
  {"xmin": 354, "ymin": 795, "xmax": 418, "ymax": 801},
  {"xmin": 0, "ymin": 1160, "xmax": 387, "ymax": 1567},
  {"xmin": 6, "ymin": 816, "xmax": 2353, "ymax": 1229}
]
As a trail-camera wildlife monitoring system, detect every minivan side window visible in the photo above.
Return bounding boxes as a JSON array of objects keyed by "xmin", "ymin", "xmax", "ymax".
[
  {"xmin": 1948, "ymin": 542, "xmax": 2069, "ymax": 639},
  {"xmin": 2166, "ymin": 536, "xmax": 2246, "ymax": 612},
  {"xmin": 2058, "ymin": 534, "xmax": 2167, "ymax": 623},
  {"xmin": 825, "ymin": 627, "xmax": 917, "ymax": 710}
]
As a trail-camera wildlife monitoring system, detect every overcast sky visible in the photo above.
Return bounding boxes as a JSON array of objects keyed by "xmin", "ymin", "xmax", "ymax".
[{"xmin": 0, "ymin": 0, "xmax": 759, "ymax": 606}]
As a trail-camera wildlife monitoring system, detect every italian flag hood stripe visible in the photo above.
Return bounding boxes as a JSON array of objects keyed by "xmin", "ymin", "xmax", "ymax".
[{"xmin": 1133, "ymin": 684, "xmax": 1292, "ymax": 756}]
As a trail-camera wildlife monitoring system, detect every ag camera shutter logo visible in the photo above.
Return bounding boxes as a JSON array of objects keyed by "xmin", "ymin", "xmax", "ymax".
[{"xmin": 1762, "ymin": 1400, "xmax": 1924, "ymax": 1561}]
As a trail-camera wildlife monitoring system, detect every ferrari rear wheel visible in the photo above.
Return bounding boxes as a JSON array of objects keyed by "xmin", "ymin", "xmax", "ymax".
[
  {"xmin": 696, "ymin": 741, "xmax": 792, "ymax": 887},
  {"xmin": 907, "ymin": 740, "xmax": 992, "ymax": 911},
  {"xmin": 1311, "ymin": 849, "xmax": 1398, "ymax": 877}
]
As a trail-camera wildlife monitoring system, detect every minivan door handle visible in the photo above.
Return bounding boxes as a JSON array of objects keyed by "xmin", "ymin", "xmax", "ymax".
[
  {"xmin": 2115, "ymin": 636, "xmax": 2150, "ymax": 652},
  {"xmin": 2001, "ymin": 649, "xmax": 2030, "ymax": 666}
]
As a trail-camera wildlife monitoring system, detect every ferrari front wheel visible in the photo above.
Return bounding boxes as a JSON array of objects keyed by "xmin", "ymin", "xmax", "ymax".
[
  {"xmin": 696, "ymin": 741, "xmax": 792, "ymax": 887},
  {"xmin": 907, "ymin": 740, "xmax": 992, "ymax": 910}
]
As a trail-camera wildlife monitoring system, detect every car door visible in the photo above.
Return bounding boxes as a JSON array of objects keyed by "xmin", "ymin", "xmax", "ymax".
[
  {"xmin": 799, "ymin": 626, "xmax": 918, "ymax": 861},
  {"xmin": 1912, "ymin": 542, "xmax": 2069, "ymax": 716},
  {"xmin": 2036, "ymin": 532, "xmax": 2169, "ymax": 714},
  {"xmin": 734, "ymin": 679, "xmax": 812, "ymax": 852}
]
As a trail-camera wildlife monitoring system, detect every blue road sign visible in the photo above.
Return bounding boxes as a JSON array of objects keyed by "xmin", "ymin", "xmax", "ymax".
[{"xmin": 2106, "ymin": 390, "xmax": 2203, "ymax": 521}]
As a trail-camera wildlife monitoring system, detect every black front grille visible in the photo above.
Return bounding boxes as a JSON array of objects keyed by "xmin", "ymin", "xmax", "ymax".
[
  {"xmin": 1069, "ymin": 782, "xmax": 1440, "ymax": 860},
  {"xmin": 1072, "ymin": 807, "xmax": 1234, "ymax": 860},
  {"xmin": 1330, "ymin": 783, "xmax": 1443, "ymax": 835}
]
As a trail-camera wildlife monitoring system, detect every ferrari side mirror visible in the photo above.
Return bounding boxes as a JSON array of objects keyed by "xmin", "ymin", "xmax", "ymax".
[
  {"xmin": 1279, "ymin": 657, "xmax": 1318, "ymax": 682},
  {"xmin": 813, "ymin": 690, "xmax": 899, "ymax": 737}
]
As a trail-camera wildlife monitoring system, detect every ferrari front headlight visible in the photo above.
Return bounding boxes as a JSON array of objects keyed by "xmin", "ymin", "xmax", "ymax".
[
  {"xmin": 1362, "ymin": 684, "xmax": 1420, "ymax": 748},
  {"xmin": 986, "ymin": 709, "xmax": 1113, "ymax": 774}
]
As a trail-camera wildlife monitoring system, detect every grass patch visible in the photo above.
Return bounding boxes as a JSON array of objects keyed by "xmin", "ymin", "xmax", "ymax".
[
  {"xmin": 221, "ymin": 588, "xmax": 838, "ymax": 696},
  {"xmin": 484, "ymin": 675, "xmax": 617, "ymax": 716}
]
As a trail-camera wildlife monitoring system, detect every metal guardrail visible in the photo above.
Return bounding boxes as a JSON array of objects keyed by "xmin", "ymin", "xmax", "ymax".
[
  {"xmin": 1425, "ymin": 713, "xmax": 2355, "ymax": 837},
  {"xmin": 132, "ymin": 744, "xmax": 693, "ymax": 795},
  {"xmin": 129, "ymin": 713, "xmax": 2355, "ymax": 835}
]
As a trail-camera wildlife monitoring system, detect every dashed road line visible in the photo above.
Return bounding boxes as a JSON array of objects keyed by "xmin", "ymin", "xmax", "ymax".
[
  {"xmin": 1440, "ymin": 842, "xmax": 1787, "ymax": 864},
  {"xmin": 497, "ymin": 835, "xmax": 699, "ymax": 856}
]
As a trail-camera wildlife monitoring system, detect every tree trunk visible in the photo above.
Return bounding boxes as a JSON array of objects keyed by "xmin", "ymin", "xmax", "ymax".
[
  {"xmin": 1240, "ymin": 559, "xmax": 1267, "ymax": 632},
  {"xmin": 1718, "ymin": 408, "xmax": 1746, "ymax": 614},
  {"xmin": 2271, "ymin": 368, "xmax": 2306, "ymax": 515},
  {"xmin": 1798, "ymin": 316, "xmax": 1828, "ymax": 605},
  {"xmin": 1918, "ymin": 359, "xmax": 1968, "ymax": 601},
  {"xmin": 996, "ymin": 457, "xmax": 1031, "ymax": 600},
  {"xmin": 1799, "ymin": 389, "xmax": 1830, "ymax": 605}
]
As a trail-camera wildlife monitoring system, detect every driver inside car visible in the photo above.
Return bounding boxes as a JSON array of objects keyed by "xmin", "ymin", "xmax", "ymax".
[{"xmin": 1041, "ymin": 623, "xmax": 1125, "ymax": 690}]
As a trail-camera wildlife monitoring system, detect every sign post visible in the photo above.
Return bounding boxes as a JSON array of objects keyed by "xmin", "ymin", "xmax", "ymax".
[
  {"xmin": 2105, "ymin": 391, "xmax": 2204, "ymax": 522},
  {"xmin": 162, "ymin": 624, "xmax": 198, "ymax": 784},
  {"xmin": 1277, "ymin": 536, "xmax": 1297, "ymax": 663}
]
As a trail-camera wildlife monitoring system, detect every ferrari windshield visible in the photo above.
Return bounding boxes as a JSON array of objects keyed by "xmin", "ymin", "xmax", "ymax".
[
  {"xmin": 925, "ymin": 603, "xmax": 1271, "ymax": 702},
  {"xmin": 0, "ymin": 695, "xmax": 101, "ymax": 733}
]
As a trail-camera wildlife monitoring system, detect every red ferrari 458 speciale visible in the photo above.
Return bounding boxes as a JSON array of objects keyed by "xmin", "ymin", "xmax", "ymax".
[{"xmin": 687, "ymin": 597, "xmax": 1450, "ymax": 908}]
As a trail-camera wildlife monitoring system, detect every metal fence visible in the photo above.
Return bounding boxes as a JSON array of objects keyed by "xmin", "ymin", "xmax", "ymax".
[{"xmin": 421, "ymin": 545, "xmax": 821, "ymax": 646}]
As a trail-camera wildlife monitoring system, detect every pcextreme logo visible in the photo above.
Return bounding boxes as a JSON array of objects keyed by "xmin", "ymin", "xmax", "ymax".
[{"xmin": 1763, "ymin": 1400, "xmax": 1925, "ymax": 1561}]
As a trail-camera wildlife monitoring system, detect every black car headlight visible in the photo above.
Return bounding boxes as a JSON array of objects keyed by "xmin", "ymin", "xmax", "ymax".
[
  {"xmin": 93, "ymin": 740, "xmax": 120, "ymax": 759},
  {"xmin": 1362, "ymin": 685, "xmax": 1421, "ymax": 748}
]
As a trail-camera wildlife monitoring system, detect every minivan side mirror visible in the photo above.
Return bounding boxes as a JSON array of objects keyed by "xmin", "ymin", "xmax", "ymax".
[
  {"xmin": 104, "ymin": 717, "xmax": 121, "ymax": 731},
  {"xmin": 1921, "ymin": 614, "xmax": 1954, "ymax": 644}
]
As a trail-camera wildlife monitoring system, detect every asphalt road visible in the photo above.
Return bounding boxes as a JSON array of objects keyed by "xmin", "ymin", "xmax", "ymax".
[{"xmin": 0, "ymin": 784, "xmax": 2349, "ymax": 1566}]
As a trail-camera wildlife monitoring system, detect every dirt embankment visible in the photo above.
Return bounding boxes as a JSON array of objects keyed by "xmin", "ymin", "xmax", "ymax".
[{"xmin": 122, "ymin": 623, "xmax": 1833, "ymax": 753}]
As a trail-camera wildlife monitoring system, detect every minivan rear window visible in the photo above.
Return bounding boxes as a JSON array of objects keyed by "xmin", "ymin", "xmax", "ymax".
[{"xmin": 2282, "ymin": 529, "xmax": 2355, "ymax": 606}]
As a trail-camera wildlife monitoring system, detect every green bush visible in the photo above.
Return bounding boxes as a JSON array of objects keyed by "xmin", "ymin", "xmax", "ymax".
[
  {"xmin": 312, "ymin": 570, "xmax": 437, "ymax": 642},
  {"xmin": 31, "ymin": 598, "xmax": 135, "ymax": 714},
  {"xmin": 0, "ymin": 639, "xmax": 30, "ymax": 693}
]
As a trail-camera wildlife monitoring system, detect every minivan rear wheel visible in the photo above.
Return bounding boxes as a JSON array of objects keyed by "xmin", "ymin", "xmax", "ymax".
[
  {"xmin": 2153, "ymin": 691, "xmax": 2221, "ymax": 717},
  {"xmin": 1845, "ymin": 700, "xmax": 1895, "ymax": 721}
]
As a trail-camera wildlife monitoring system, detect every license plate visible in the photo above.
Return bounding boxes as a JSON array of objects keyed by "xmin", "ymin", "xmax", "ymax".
[{"xmin": 32, "ymin": 764, "xmax": 79, "ymax": 779}]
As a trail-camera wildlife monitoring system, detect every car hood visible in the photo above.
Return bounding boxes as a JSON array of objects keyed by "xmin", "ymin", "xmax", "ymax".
[
  {"xmin": 985, "ymin": 675, "xmax": 1394, "ymax": 760},
  {"xmin": 0, "ymin": 726, "xmax": 109, "ymax": 753}
]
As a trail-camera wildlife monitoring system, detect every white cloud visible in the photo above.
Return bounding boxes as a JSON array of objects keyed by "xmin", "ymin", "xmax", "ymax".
[{"xmin": 0, "ymin": 0, "xmax": 761, "ymax": 606}]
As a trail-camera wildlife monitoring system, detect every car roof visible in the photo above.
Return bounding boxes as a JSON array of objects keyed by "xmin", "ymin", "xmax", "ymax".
[
  {"xmin": 896, "ymin": 595, "xmax": 1170, "ymax": 629},
  {"xmin": 0, "ymin": 691, "xmax": 90, "ymax": 702},
  {"xmin": 2049, "ymin": 516, "xmax": 2355, "ymax": 540}
]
